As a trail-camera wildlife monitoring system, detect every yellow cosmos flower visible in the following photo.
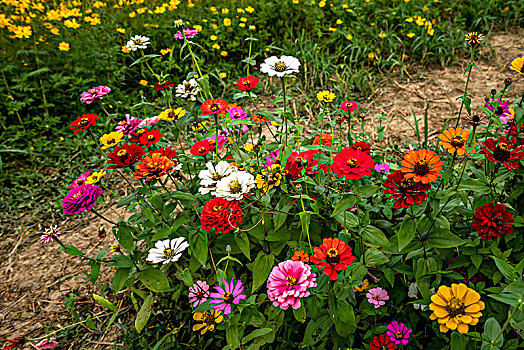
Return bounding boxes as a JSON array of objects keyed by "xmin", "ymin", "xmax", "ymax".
[
  {"xmin": 86, "ymin": 170, "xmax": 107, "ymax": 184},
  {"xmin": 50, "ymin": 27, "xmax": 60, "ymax": 35},
  {"xmin": 336, "ymin": 19, "xmax": 343, "ymax": 24},
  {"xmin": 378, "ymin": 32, "xmax": 387, "ymax": 39},
  {"xmin": 510, "ymin": 57, "xmax": 524, "ymax": 76},
  {"xmin": 429, "ymin": 283, "xmax": 485, "ymax": 334},
  {"xmin": 256, "ymin": 164, "xmax": 284, "ymax": 193},
  {"xmin": 220, "ymin": 51, "xmax": 228, "ymax": 57},
  {"xmin": 239, "ymin": 23, "xmax": 245, "ymax": 28},
  {"xmin": 316, "ymin": 90, "xmax": 336, "ymax": 103},
  {"xmin": 129, "ymin": 12, "xmax": 136, "ymax": 18},
  {"xmin": 58, "ymin": 42, "xmax": 70, "ymax": 51},
  {"xmin": 346, "ymin": 34, "xmax": 353, "ymax": 40},
  {"xmin": 212, "ymin": 43, "xmax": 220, "ymax": 50},
  {"xmin": 158, "ymin": 107, "xmax": 186, "ymax": 121},
  {"xmin": 237, "ymin": 8, "xmax": 245, "ymax": 13},
  {"xmin": 219, "ymin": 72, "xmax": 227, "ymax": 78},
  {"xmin": 407, "ymin": 32, "xmax": 415, "ymax": 38},
  {"xmin": 193, "ymin": 309, "xmax": 223, "ymax": 335},
  {"xmin": 223, "ymin": 18, "xmax": 231, "ymax": 26},
  {"xmin": 160, "ymin": 48, "xmax": 172, "ymax": 55},
  {"xmin": 100, "ymin": 131, "xmax": 123, "ymax": 150},
  {"xmin": 210, "ymin": 35, "xmax": 217, "ymax": 41},
  {"xmin": 116, "ymin": 28, "xmax": 125, "ymax": 34},
  {"xmin": 139, "ymin": 80, "xmax": 148, "ymax": 86},
  {"xmin": 222, "ymin": 8, "xmax": 229, "ymax": 14},
  {"xmin": 245, "ymin": 6, "xmax": 254, "ymax": 13},
  {"xmin": 8, "ymin": 25, "xmax": 32, "ymax": 39},
  {"xmin": 406, "ymin": 17, "xmax": 413, "ymax": 22},
  {"xmin": 193, "ymin": 25, "xmax": 202, "ymax": 32},
  {"xmin": 64, "ymin": 19, "xmax": 81, "ymax": 29},
  {"xmin": 328, "ymin": 27, "xmax": 336, "ymax": 32}
]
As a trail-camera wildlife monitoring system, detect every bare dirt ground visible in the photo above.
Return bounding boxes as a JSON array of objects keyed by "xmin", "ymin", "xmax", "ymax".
[{"xmin": 1, "ymin": 32, "xmax": 523, "ymax": 349}]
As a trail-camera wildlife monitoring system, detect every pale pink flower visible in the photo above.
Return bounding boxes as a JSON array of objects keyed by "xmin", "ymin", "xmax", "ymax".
[
  {"xmin": 41, "ymin": 225, "xmax": 61, "ymax": 244},
  {"xmin": 80, "ymin": 85, "xmax": 111, "ymax": 104},
  {"xmin": 189, "ymin": 280, "xmax": 210, "ymax": 307},
  {"xmin": 35, "ymin": 338, "xmax": 58, "ymax": 349},
  {"xmin": 138, "ymin": 116, "xmax": 159, "ymax": 128},
  {"xmin": 366, "ymin": 287, "xmax": 389, "ymax": 308},
  {"xmin": 266, "ymin": 260, "xmax": 317, "ymax": 310},
  {"xmin": 340, "ymin": 100, "xmax": 358, "ymax": 113}
]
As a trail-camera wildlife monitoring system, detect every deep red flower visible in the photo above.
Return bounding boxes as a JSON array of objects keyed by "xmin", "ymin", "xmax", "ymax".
[
  {"xmin": 480, "ymin": 136, "xmax": 524, "ymax": 170},
  {"xmin": 154, "ymin": 80, "xmax": 174, "ymax": 91},
  {"xmin": 139, "ymin": 129, "xmax": 163, "ymax": 147},
  {"xmin": 134, "ymin": 153, "xmax": 175, "ymax": 181},
  {"xmin": 508, "ymin": 122, "xmax": 523, "ymax": 138},
  {"xmin": 201, "ymin": 98, "xmax": 229, "ymax": 116},
  {"xmin": 285, "ymin": 150, "xmax": 320, "ymax": 179},
  {"xmin": 351, "ymin": 141, "xmax": 371, "ymax": 154},
  {"xmin": 472, "ymin": 202, "xmax": 514, "ymax": 241},
  {"xmin": 201, "ymin": 197, "xmax": 243, "ymax": 235},
  {"xmin": 70, "ymin": 114, "xmax": 99, "ymax": 135},
  {"xmin": 383, "ymin": 170, "xmax": 431, "ymax": 209},
  {"xmin": 336, "ymin": 116, "xmax": 345, "ymax": 124},
  {"xmin": 312, "ymin": 134, "xmax": 333, "ymax": 147},
  {"xmin": 107, "ymin": 143, "xmax": 146, "ymax": 169},
  {"xmin": 310, "ymin": 238, "xmax": 357, "ymax": 280},
  {"xmin": 331, "ymin": 148, "xmax": 374, "ymax": 180},
  {"xmin": 129, "ymin": 127, "xmax": 148, "ymax": 143},
  {"xmin": 191, "ymin": 140, "xmax": 213, "ymax": 156},
  {"xmin": 234, "ymin": 75, "xmax": 259, "ymax": 91},
  {"xmin": 370, "ymin": 334, "xmax": 396, "ymax": 350},
  {"xmin": 149, "ymin": 147, "xmax": 177, "ymax": 159}
]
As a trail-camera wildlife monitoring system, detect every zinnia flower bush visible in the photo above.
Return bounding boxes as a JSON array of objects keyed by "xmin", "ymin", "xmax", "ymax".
[{"xmin": 44, "ymin": 26, "xmax": 524, "ymax": 350}]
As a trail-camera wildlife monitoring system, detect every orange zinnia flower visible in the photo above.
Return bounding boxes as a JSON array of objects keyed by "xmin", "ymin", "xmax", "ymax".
[
  {"xmin": 312, "ymin": 134, "xmax": 333, "ymax": 147},
  {"xmin": 291, "ymin": 250, "xmax": 309, "ymax": 263},
  {"xmin": 134, "ymin": 153, "xmax": 175, "ymax": 181},
  {"xmin": 250, "ymin": 114, "xmax": 269, "ymax": 124},
  {"xmin": 400, "ymin": 149, "xmax": 443, "ymax": 184},
  {"xmin": 438, "ymin": 128, "xmax": 474, "ymax": 155}
]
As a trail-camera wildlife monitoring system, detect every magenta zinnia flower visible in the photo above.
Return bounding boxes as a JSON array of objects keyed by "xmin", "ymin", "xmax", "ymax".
[
  {"xmin": 366, "ymin": 287, "xmax": 389, "ymax": 308},
  {"xmin": 116, "ymin": 114, "xmax": 141, "ymax": 135},
  {"xmin": 209, "ymin": 279, "xmax": 246, "ymax": 315},
  {"xmin": 62, "ymin": 184, "xmax": 103, "ymax": 215},
  {"xmin": 265, "ymin": 149, "xmax": 280, "ymax": 167},
  {"xmin": 266, "ymin": 260, "xmax": 317, "ymax": 310},
  {"xmin": 69, "ymin": 172, "xmax": 90, "ymax": 189},
  {"xmin": 374, "ymin": 163, "xmax": 391, "ymax": 173},
  {"xmin": 386, "ymin": 321, "xmax": 412, "ymax": 345},
  {"xmin": 205, "ymin": 134, "xmax": 228, "ymax": 150},
  {"xmin": 189, "ymin": 281, "xmax": 210, "ymax": 307},
  {"xmin": 80, "ymin": 85, "xmax": 111, "ymax": 104},
  {"xmin": 174, "ymin": 29, "xmax": 199, "ymax": 40},
  {"xmin": 227, "ymin": 107, "xmax": 249, "ymax": 134},
  {"xmin": 340, "ymin": 100, "xmax": 358, "ymax": 112}
]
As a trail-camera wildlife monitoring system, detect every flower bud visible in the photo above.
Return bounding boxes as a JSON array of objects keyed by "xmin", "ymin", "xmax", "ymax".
[
  {"xmin": 490, "ymin": 89, "xmax": 497, "ymax": 96},
  {"xmin": 226, "ymin": 245, "xmax": 231, "ymax": 253},
  {"xmin": 174, "ymin": 19, "xmax": 184, "ymax": 28},
  {"xmin": 249, "ymin": 25, "xmax": 256, "ymax": 31},
  {"xmin": 504, "ymin": 77, "xmax": 512, "ymax": 87}
]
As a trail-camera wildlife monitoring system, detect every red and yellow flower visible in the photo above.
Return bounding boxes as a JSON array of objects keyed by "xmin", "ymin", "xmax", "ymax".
[
  {"xmin": 134, "ymin": 153, "xmax": 175, "ymax": 181},
  {"xmin": 201, "ymin": 98, "xmax": 229, "ymax": 116},
  {"xmin": 201, "ymin": 197, "xmax": 243, "ymax": 235},
  {"xmin": 139, "ymin": 129, "xmax": 163, "ymax": 147},
  {"xmin": 480, "ymin": 136, "xmax": 524, "ymax": 170},
  {"xmin": 70, "ymin": 114, "xmax": 98, "ymax": 135},
  {"xmin": 383, "ymin": 170, "xmax": 431, "ymax": 209},
  {"xmin": 107, "ymin": 143, "xmax": 145, "ymax": 169},
  {"xmin": 234, "ymin": 75, "xmax": 259, "ymax": 91},
  {"xmin": 331, "ymin": 148, "xmax": 374, "ymax": 180},
  {"xmin": 190, "ymin": 140, "xmax": 213, "ymax": 157},
  {"xmin": 310, "ymin": 238, "xmax": 357, "ymax": 280}
]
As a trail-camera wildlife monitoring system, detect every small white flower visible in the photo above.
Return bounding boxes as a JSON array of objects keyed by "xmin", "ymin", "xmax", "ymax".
[
  {"xmin": 174, "ymin": 19, "xmax": 184, "ymax": 28},
  {"xmin": 175, "ymin": 78, "xmax": 200, "ymax": 101},
  {"xmin": 260, "ymin": 55, "xmax": 301, "ymax": 77},
  {"xmin": 198, "ymin": 161, "xmax": 237, "ymax": 195},
  {"xmin": 126, "ymin": 35, "xmax": 150, "ymax": 51},
  {"xmin": 146, "ymin": 237, "xmax": 189, "ymax": 265},
  {"xmin": 215, "ymin": 170, "xmax": 255, "ymax": 201}
]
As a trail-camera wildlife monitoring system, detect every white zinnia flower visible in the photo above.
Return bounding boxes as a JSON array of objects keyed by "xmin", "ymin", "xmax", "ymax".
[
  {"xmin": 198, "ymin": 161, "xmax": 237, "ymax": 195},
  {"xmin": 126, "ymin": 35, "xmax": 150, "ymax": 51},
  {"xmin": 175, "ymin": 78, "xmax": 200, "ymax": 101},
  {"xmin": 260, "ymin": 55, "xmax": 301, "ymax": 77},
  {"xmin": 215, "ymin": 170, "xmax": 255, "ymax": 201},
  {"xmin": 146, "ymin": 237, "xmax": 189, "ymax": 264}
]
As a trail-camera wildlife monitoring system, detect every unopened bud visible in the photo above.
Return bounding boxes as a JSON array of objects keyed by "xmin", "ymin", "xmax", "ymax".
[
  {"xmin": 504, "ymin": 77, "xmax": 512, "ymax": 87},
  {"xmin": 174, "ymin": 19, "xmax": 184, "ymax": 28},
  {"xmin": 249, "ymin": 25, "xmax": 256, "ymax": 31},
  {"xmin": 226, "ymin": 245, "xmax": 231, "ymax": 253},
  {"xmin": 491, "ymin": 89, "xmax": 497, "ymax": 96}
]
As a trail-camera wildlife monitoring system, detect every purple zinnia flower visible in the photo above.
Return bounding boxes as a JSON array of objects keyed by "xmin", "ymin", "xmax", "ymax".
[
  {"xmin": 174, "ymin": 29, "xmax": 199, "ymax": 40},
  {"xmin": 209, "ymin": 279, "xmax": 246, "ymax": 315},
  {"xmin": 374, "ymin": 163, "xmax": 390, "ymax": 173},
  {"xmin": 116, "ymin": 114, "xmax": 141, "ymax": 135},
  {"xmin": 484, "ymin": 100, "xmax": 510, "ymax": 118},
  {"xmin": 80, "ymin": 85, "xmax": 111, "ymax": 104},
  {"xmin": 62, "ymin": 184, "xmax": 103, "ymax": 215},
  {"xmin": 69, "ymin": 172, "xmax": 90, "ymax": 189},
  {"xmin": 265, "ymin": 149, "xmax": 280, "ymax": 167},
  {"xmin": 366, "ymin": 287, "xmax": 389, "ymax": 308},
  {"xmin": 189, "ymin": 280, "xmax": 210, "ymax": 307},
  {"xmin": 386, "ymin": 321, "xmax": 412, "ymax": 345},
  {"xmin": 41, "ymin": 225, "xmax": 61, "ymax": 244}
]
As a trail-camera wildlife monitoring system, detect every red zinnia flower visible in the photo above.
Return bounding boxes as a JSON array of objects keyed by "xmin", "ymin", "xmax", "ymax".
[
  {"xmin": 139, "ymin": 129, "xmax": 163, "ymax": 147},
  {"xmin": 331, "ymin": 148, "xmax": 374, "ymax": 180},
  {"xmin": 310, "ymin": 238, "xmax": 357, "ymax": 280},
  {"xmin": 70, "ymin": 114, "xmax": 99, "ymax": 135},
  {"xmin": 383, "ymin": 170, "xmax": 431, "ymax": 209},
  {"xmin": 201, "ymin": 98, "xmax": 229, "ymax": 116},
  {"xmin": 312, "ymin": 133, "xmax": 333, "ymax": 147},
  {"xmin": 154, "ymin": 80, "xmax": 174, "ymax": 91},
  {"xmin": 149, "ymin": 147, "xmax": 177, "ymax": 159},
  {"xmin": 336, "ymin": 116, "xmax": 345, "ymax": 124},
  {"xmin": 472, "ymin": 202, "xmax": 514, "ymax": 241},
  {"xmin": 191, "ymin": 140, "xmax": 213, "ymax": 156},
  {"xmin": 285, "ymin": 150, "xmax": 319, "ymax": 179},
  {"xmin": 108, "ymin": 143, "xmax": 146, "ymax": 169},
  {"xmin": 134, "ymin": 153, "xmax": 175, "ymax": 181},
  {"xmin": 129, "ymin": 127, "xmax": 148, "ymax": 143},
  {"xmin": 370, "ymin": 334, "xmax": 396, "ymax": 350},
  {"xmin": 480, "ymin": 136, "xmax": 524, "ymax": 170},
  {"xmin": 351, "ymin": 141, "xmax": 371, "ymax": 154},
  {"xmin": 234, "ymin": 75, "xmax": 259, "ymax": 91},
  {"xmin": 201, "ymin": 197, "xmax": 243, "ymax": 235}
]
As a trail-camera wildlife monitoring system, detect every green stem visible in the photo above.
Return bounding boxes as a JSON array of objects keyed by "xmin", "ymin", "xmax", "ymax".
[
  {"xmin": 492, "ymin": 306, "xmax": 520, "ymax": 346},
  {"xmin": 280, "ymin": 77, "xmax": 288, "ymax": 148},
  {"xmin": 454, "ymin": 47, "xmax": 474, "ymax": 129},
  {"xmin": 91, "ymin": 208, "xmax": 117, "ymax": 225}
]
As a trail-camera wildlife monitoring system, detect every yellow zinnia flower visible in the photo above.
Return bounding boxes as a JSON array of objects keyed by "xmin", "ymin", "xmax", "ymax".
[
  {"xmin": 316, "ymin": 90, "xmax": 336, "ymax": 103},
  {"xmin": 86, "ymin": 170, "xmax": 107, "ymax": 184},
  {"xmin": 158, "ymin": 107, "xmax": 186, "ymax": 121},
  {"xmin": 429, "ymin": 283, "xmax": 485, "ymax": 334},
  {"xmin": 256, "ymin": 164, "xmax": 284, "ymax": 193},
  {"xmin": 193, "ymin": 309, "xmax": 223, "ymax": 335},
  {"xmin": 510, "ymin": 56, "xmax": 524, "ymax": 76},
  {"xmin": 100, "ymin": 131, "xmax": 123, "ymax": 149},
  {"xmin": 139, "ymin": 80, "xmax": 148, "ymax": 86}
]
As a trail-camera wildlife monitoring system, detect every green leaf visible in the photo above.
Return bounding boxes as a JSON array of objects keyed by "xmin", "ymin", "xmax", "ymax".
[
  {"xmin": 334, "ymin": 300, "xmax": 356, "ymax": 337},
  {"xmin": 177, "ymin": 268, "xmax": 194, "ymax": 287},
  {"xmin": 492, "ymin": 257, "xmax": 516, "ymax": 282},
  {"xmin": 58, "ymin": 244, "xmax": 85, "ymax": 256},
  {"xmin": 398, "ymin": 217, "xmax": 416, "ymax": 251},
  {"xmin": 424, "ymin": 230, "xmax": 465, "ymax": 248},
  {"xmin": 130, "ymin": 54, "xmax": 161, "ymax": 67},
  {"xmin": 252, "ymin": 252, "xmax": 275, "ymax": 293},
  {"xmin": 242, "ymin": 328, "xmax": 273, "ymax": 344},
  {"xmin": 482, "ymin": 318, "xmax": 503, "ymax": 347},
  {"xmin": 362, "ymin": 225, "xmax": 390, "ymax": 247},
  {"xmin": 116, "ymin": 225, "xmax": 135, "ymax": 253},
  {"xmin": 235, "ymin": 232, "xmax": 251, "ymax": 260},
  {"xmin": 113, "ymin": 268, "xmax": 131, "ymax": 293},
  {"xmin": 330, "ymin": 195, "xmax": 357, "ymax": 217},
  {"xmin": 189, "ymin": 233, "xmax": 208, "ymax": 267},
  {"xmin": 138, "ymin": 267, "xmax": 171, "ymax": 292},
  {"xmin": 226, "ymin": 324, "xmax": 240, "ymax": 349},
  {"xmin": 293, "ymin": 303, "xmax": 307, "ymax": 323},
  {"xmin": 365, "ymin": 248, "xmax": 389, "ymax": 267},
  {"xmin": 171, "ymin": 191, "xmax": 198, "ymax": 201},
  {"xmin": 450, "ymin": 332, "xmax": 470, "ymax": 350},
  {"xmin": 93, "ymin": 294, "xmax": 117, "ymax": 311},
  {"xmin": 303, "ymin": 315, "xmax": 332, "ymax": 346},
  {"xmin": 135, "ymin": 294, "xmax": 154, "ymax": 333}
]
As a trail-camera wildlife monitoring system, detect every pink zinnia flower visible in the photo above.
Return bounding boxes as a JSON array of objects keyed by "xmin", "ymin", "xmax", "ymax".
[
  {"xmin": 226, "ymin": 107, "xmax": 249, "ymax": 134},
  {"xmin": 69, "ymin": 172, "xmax": 90, "ymax": 189},
  {"xmin": 266, "ymin": 260, "xmax": 317, "ymax": 310},
  {"xmin": 138, "ymin": 116, "xmax": 159, "ymax": 128},
  {"xmin": 366, "ymin": 287, "xmax": 389, "ymax": 308},
  {"xmin": 386, "ymin": 321, "xmax": 412, "ymax": 345},
  {"xmin": 189, "ymin": 280, "xmax": 210, "ymax": 307},
  {"xmin": 80, "ymin": 85, "xmax": 111, "ymax": 104},
  {"xmin": 116, "ymin": 114, "xmax": 141, "ymax": 135},
  {"xmin": 209, "ymin": 279, "xmax": 246, "ymax": 315},
  {"xmin": 205, "ymin": 134, "xmax": 228, "ymax": 150},
  {"xmin": 41, "ymin": 225, "xmax": 61, "ymax": 244},
  {"xmin": 174, "ymin": 29, "xmax": 199, "ymax": 40},
  {"xmin": 62, "ymin": 184, "xmax": 103, "ymax": 215},
  {"xmin": 340, "ymin": 100, "xmax": 358, "ymax": 113},
  {"xmin": 34, "ymin": 338, "xmax": 58, "ymax": 349},
  {"xmin": 374, "ymin": 163, "xmax": 391, "ymax": 173},
  {"xmin": 265, "ymin": 149, "xmax": 280, "ymax": 167}
]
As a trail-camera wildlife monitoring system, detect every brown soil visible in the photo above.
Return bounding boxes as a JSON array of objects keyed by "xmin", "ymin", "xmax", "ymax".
[{"xmin": 1, "ymin": 32, "xmax": 523, "ymax": 349}]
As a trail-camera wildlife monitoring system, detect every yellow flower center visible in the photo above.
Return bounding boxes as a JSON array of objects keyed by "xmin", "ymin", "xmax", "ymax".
[
  {"xmin": 414, "ymin": 159, "xmax": 430, "ymax": 175},
  {"xmin": 222, "ymin": 292, "xmax": 234, "ymax": 303},
  {"xmin": 117, "ymin": 149, "xmax": 127, "ymax": 157},
  {"xmin": 79, "ymin": 118, "xmax": 89, "ymax": 126},
  {"xmin": 163, "ymin": 248, "xmax": 175, "ymax": 259},
  {"xmin": 499, "ymin": 142, "xmax": 508, "ymax": 150},
  {"xmin": 209, "ymin": 103, "xmax": 220, "ymax": 112},
  {"xmin": 285, "ymin": 275, "xmax": 297, "ymax": 286},
  {"xmin": 446, "ymin": 297, "xmax": 465, "ymax": 317},
  {"xmin": 274, "ymin": 61, "xmax": 287, "ymax": 72},
  {"xmin": 213, "ymin": 205, "xmax": 222, "ymax": 212},
  {"xmin": 346, "ymin": 158, "xmax": 357, "ymax": 166},
  {"xmin": 147, "ymin": 135, "xmax": 155, "ymax": 141},
  {"xmin": 450, "ymin": 135, "xmax": 466, "ymax": 148},
  {"xmin": 228, "ymin": 180, "xmax": 242, "ymax": 193}
]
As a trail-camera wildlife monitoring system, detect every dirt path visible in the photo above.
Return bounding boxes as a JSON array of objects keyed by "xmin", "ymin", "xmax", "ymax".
[{"xmin": 1, "ymin": 32, "xmax": 523, "ymax": 349}]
